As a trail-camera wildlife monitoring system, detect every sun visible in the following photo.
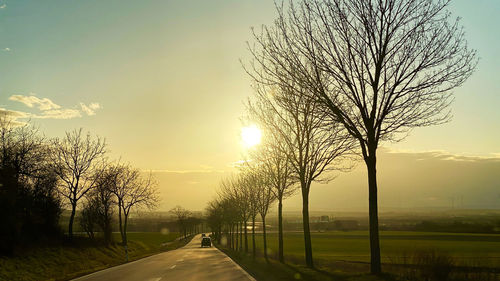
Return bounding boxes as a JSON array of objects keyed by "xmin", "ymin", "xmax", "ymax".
[{"xmin": 241, "ymin": 125, "xmax": 262, "ymax": 148}]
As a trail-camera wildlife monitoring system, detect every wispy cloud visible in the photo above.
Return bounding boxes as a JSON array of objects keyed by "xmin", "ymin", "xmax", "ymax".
[
  {"xmin": 0, "ymin": 4, "xmax": 6, "ymax": 9},
  {"xmin": 80, "ymin": 102, "xmax": 101, "ymax": 116},
  {"xmin": 148, "ymin": 165, "xmax": 225, "ymax": 174},
  {"xmin": 34, "ymin": 109, "xmax": 82, "ymax": 119},
  {"xmin": 384, "ymin": 147, "xmax": 500, "ymax": 162},
  {"xmin": 5, "ymin": 94, "xmax": 101, "ymax": 122},
  {"xmin": 2, "ymin": 47, "xmax": 10, "ymax": 51},
  {"xmin": 10, "ymin": 94, "xmax": 61, "ymax": 110},
  {"xmin": 150, "ymin": 169, "xmax": 225, "ymax": 174}
]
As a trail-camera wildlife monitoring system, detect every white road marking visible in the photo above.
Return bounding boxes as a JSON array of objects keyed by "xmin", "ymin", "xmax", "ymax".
[
  {"xmin": 170, "ymin": 265, "xmax": 176, "ymax": 269},
  {"xmin": 176, "ymin": 259, "xmax": 184, "ymax": 262}
]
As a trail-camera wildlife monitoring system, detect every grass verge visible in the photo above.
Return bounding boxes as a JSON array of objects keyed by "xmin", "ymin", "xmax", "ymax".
[
  {"xmin": 216, "ymin": 245, "xmax": 398, "ymax": 281},
  {"xmin": 0, "ymin": 232, "xmax": 191, "ymax": 281}
]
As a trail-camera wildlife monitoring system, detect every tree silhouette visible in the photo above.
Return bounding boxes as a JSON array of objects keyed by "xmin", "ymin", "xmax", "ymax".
[
  {"xmin": 51, "ymin": 129, "xmax": 106, "ymax": 239},
  {"xmin": 247, "ymin": 0, "xmax": 477, "ymax": 273}
]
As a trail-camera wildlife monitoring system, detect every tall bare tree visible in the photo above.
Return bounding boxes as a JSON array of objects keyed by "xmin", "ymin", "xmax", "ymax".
[
  {"xmin": 247, "ymin": 83, "xmax": 354, "ymax": 267},
  {"xmin": 51, "ymin": 129, "xmax": 106, "ymax": 239},
  {"xmin": 250, "ymin": 134, "xmax": 297, "ymax": 263},
  {"xmin": 248, "ymin": 0, "xmax": 477, "ymax": 273}
]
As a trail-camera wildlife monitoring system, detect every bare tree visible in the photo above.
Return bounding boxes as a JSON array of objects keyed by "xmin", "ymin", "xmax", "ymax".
[
  {"xmin": 51, "ymin": 129, "xmax": 106, "ymax": 239},
  {"xmin": 79, "ymin": 196, "xmax": 99, "ymax": 239},
  {"xmin": 254, "ymin": 166, "xmax": 275, "ymax": 261},
  {"xmin": 247, "ymin": 0, "xmax": 477, "ymax": 273},
  {"xmin": 91, "ymin": 166, "xmax": 116, "ymax": 245},
  {"xmin": 241, "ymin": 170, "xmax": 260, "ymax": 259},
  {"xmin": 236, "ymin": 173, "xmax": 253, "ymax": 253},
  {"xmin": 247, "ymin": 83, "xmax": 354, "ymax": 267},
  {"xmin": 116, "ymin": 168, "xmax": 158, "ymax": 246},
  {"xmin": 218, "ymin": 175, "xmax": 249, "ymax": 252}
]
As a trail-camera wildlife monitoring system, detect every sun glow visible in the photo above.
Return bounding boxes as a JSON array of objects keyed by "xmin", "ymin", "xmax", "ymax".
[{"xmin": 241, "ymin": 125, "xmax": 262, "ymax": 148}]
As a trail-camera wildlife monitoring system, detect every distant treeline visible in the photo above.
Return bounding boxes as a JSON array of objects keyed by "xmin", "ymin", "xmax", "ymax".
[
  {"xmin": 278, "ymin": 219, "xmax": 500, "ymax": 234},
  {"xmin": 412, "ymin": 220, "xmax": 500, "ymax": 234}
]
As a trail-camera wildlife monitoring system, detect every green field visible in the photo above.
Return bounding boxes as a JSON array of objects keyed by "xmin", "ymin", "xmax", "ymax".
[
  {"xmin": 249, "ymin": 231, "xmax": 500, "ymax": 267},
  {"xmin": 0, "ymin": 232, "xmax": 182, "ymax": 281}
]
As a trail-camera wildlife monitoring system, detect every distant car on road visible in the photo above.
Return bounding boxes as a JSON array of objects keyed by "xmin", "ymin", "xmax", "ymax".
[{"xmin": 201, "ymin": 237, "xmax": 211, "ymax": 248}]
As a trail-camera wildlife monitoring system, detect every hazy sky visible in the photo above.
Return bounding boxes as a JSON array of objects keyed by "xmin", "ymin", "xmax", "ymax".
[{"xmin": 1, "ymin": 0, "xmax": 498, "ymax": 211}]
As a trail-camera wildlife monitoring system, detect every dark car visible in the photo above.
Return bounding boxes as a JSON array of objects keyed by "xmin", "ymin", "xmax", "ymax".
[{"xmin": 201, "ymin": 237, "xmax": 211, "ymax": 248}]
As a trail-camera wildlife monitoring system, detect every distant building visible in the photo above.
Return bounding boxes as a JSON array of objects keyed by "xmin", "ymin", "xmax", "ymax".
[
  {"xmin": 334, "ymin": 220, "xmax": 359, "ymax": 230},
  {"xmin": 320, "ymin": 215, "xmax": 330, "ymax": 222}
]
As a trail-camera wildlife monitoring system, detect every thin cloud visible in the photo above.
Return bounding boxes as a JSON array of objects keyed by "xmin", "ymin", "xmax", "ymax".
[
  {"xmin": 2, "ymin": 47, "xmax": 10, "ymax": 51},
  {"xmin": 80, "ymin": 102, "xmax": 101, "ymax": 116},
  {"xmin": 384, "ymin": 147, "xmax": 500, "ymax": 162},
  {"xmin": 0, "ymin": 4, "xmax": 6, "ymax": 9},
  {"xmin": 10, "ymin": 94, "xmax": 61, "ymax": 110},
  {"xmin": 33, "ymin": 109, "xmax": 82, "ymax": 119},
  {"xmin": 149, "ymin": 169, "xmax": 225, "ymax": 174},
  {"xmin": 5, "ymin": 94, "xmax": 101, "ymax": 122}
]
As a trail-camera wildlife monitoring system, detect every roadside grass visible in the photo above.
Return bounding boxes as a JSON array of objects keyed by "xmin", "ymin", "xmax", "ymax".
[
  {"xmin": 0, "ymin": 232, "xmax": 186, "ymax": 281},
  {"xmin": 218, "ymin": 246, "xmax": 397, "ymax": 281}
]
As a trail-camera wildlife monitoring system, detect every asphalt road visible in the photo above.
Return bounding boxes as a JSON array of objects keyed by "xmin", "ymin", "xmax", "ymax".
[{"xmin": 73, "ymin": 234, "xmax": 255, "ymax": 281}]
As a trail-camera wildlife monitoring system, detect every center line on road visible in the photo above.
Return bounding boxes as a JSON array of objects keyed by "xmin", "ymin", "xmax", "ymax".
[{"xmin": 170, "ymin": 265, "xmax": 176, "ymax": 269}]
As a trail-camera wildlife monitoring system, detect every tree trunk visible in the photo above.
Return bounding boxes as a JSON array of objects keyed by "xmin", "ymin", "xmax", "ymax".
[
  {"xmin": 118, "ymin": 201, "xmax": 125, "ymax": 244},
  {"xmin": 366, "ymin": 148, "xmax": 381, "ymax": 274},
  {"xmin": 278, "ymin": 197, "xmax": 284, "ymax": 263},
  {"xmin": 232, "ymin": 223, "xmax": 235, "ymax": 249},
  {"xmin": 123, "ymin": 213, "xmax": 128, "ymax": 246},
  {"xmin": 252, "ymin": 215, "xmax": 256, "ymax": 259},
  {"xmin": 262, "ymin": 215, "xmax": 268, "ymax": 260},
  {"xmin": 68, "ymin": 201, "xmax": 76, "ymax": 239},
  {"xmin": 235, "ymin": 223, "xmax": 239, "ymax": 250},
  {"xmin": 244, "ymin": 219, "xmax": 248, "ymax": 253},
  {"xmin": 302, "ymin": 186, "xmax": 314, "ymax": 267},
  {"xmin": 239, "ymin": 221, "xmax": 243, "ymax": 251}
]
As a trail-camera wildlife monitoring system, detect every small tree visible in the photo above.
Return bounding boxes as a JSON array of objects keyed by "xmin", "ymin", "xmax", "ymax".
[{"xmin": 79, "ymin": 197, "xmax": 99, "ymax": 239}]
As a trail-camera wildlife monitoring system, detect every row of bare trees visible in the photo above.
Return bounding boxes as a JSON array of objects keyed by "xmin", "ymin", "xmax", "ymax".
[
  {"xmin": 0, "ymin": 117, "xmax": 159, "ymax": 254},
  {"xmin": 206, "ymin": 168, "xmax": 278, "ymax": 260},
  {"xmin": 237, "ymin": 0, "xmax": 476, "ymax": 274},
  {"xmin": 53, "ymin": 129, "xmax": 159, "ymax": 246},
  {"xmin": 206, "ymin": 79, "xmax": 356, "ymax": 264},
  {"xmin": 169, "ymin": 205, "xmax": 204, "ymax": 239}
]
